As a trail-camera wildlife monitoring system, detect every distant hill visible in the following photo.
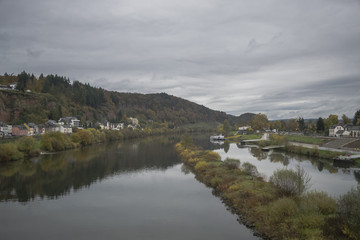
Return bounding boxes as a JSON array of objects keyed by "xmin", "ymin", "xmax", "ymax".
[
  {"xmin": 0, "ymin": 72, "xmax": 232, "ymax": 126},
  {"xmin": 235, "ymin": 112, "xmax": 256, "ymax": 125}
]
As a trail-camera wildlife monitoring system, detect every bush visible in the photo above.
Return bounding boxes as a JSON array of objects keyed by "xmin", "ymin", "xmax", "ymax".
[
  {"xmin": 224, "ymin": 158, "xmax": 240, "ymax": 169},
  {"xmin": 194, "ymin": 161, "xmax": 209, "ymax": 172},
  {"xmin": 270, "ymin": 166, "xmax": 311, "ymax": 197},
  {"xmin": 17, "ymin": 136, "xmax": 39, "ymax": 156},
  {"xmin": 0, "ymin": 142, "xmax": 23, "ymax": 162},
  {"xmin": 301, "ymin": 190, "xmax": 336, "ymax": 215},
  {"xmin": 242, "ymin": 162, "xmax": 259, "ymax": 177},
  {"xmin": 337, "ymin": 187, "xmax": 360, "ymax": 239},
  {"xmin": 41, "ymin": 132, "xmax": 74, "ymax": 151}
]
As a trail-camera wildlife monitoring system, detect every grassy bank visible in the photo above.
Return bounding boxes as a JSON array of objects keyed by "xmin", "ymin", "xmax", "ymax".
[
  {"xmin": 286, "ymin": 135, "xmax": 327, "ymax": 145},
  {"xmin": 176, "ymin": 140, "xmax": 360, "ymax": 239}
]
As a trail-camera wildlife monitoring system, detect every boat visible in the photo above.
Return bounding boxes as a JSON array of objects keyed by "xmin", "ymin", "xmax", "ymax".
[
  {"xmin": 210, "ymin": 134, "xmax": 225, "ymax": 141},
  {"xmin": 333, "ymin": 155, "xmax": 353, "ymax": 164}
]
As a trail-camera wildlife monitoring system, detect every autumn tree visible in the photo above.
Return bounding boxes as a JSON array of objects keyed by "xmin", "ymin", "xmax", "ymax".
[{"xmin": 251, "ymin": 113, "xmax": 269, "ymax": 131}]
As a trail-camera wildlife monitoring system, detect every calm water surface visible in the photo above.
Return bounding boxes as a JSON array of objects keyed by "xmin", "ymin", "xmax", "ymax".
[
  {"xmin": 214, "ymin": 142, "xmax": 360, "ymax": 197},
  {"xmin": 0, "ymin": 136, "xmax": 258, "ymax": 240}
]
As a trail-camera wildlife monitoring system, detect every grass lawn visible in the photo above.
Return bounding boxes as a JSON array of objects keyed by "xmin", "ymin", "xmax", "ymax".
[{"xmin": 286, "ymin": 135, "xmax": 326, "ymax": 145}]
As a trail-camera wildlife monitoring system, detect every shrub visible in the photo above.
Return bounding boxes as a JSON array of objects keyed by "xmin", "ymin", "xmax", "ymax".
[
  {"xmin": 337, "ymin": 187, "xmax": 360, "ymax": 239},
  {"xmin": 0, "ymin": 142, "xmax": 23, "ymax": 162},
  {"xmin": 269, "ymin": 166, "xmax": 311, "ymax": 197},
  {"xmin": 301, "ymin": 190, "xmax": 336, "ymax": 215},
  {"xmin": 242, "ymin": 162, "xmax": 259, "ymax": 177},
  {"xmin": 265, "ymin": 197, "xmax": 299, "ymax": 237},
  {"xmin": 194, "ymin": 161, "xmax": 208, "ymax": 172},
  {"xmin": 17, "ymin": 136, "xmax": 39, "ymax": 156},
  {"xmin": 224, "ymin": 158, "xmax": 240, "ymax": 169},
  {"xmin": 41, "ymin": 132, "xmax": 73, "ymax": 151},
  {"xmin": 204, "ymin": 151, "xmax": 221, "ymax": 162}
]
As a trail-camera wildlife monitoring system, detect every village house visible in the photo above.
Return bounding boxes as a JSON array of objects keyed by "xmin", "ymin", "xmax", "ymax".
[
  {"xmin": 58, "ymin": 117, "xmax": 80, "ymax": 128},
  {"xmin": 45, "ymin": 120, "xmax": 60, "ymax": 133},
  {"xmin": 60, "ymin": 124, "xmax": 72, "ymax": 134},
  {"xmin": 0, "ymin": 122, "xmax": 9, "ymax": 137},
  {"xmin": 27, "ymin": 123, "xmax": 39, "ymax": 135},
  {"xmin": 12, "ymin": 124, "xmax": 29, "ymax": 136},
  {"xmin": 329, "ymin": 124, "xmax": 360, "ymax": 138}
]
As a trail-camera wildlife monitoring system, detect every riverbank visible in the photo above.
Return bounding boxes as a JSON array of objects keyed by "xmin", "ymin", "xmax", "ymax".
[
  {"xmin": 176, "ymin": 140, "xmax": 360, "ymax": 239},
  {"xmin": 0, "ymin": 127, "xmax": 213, "ymax": 162}
]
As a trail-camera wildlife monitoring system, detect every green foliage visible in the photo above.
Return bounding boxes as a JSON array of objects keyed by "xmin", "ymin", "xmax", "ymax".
[
  {"xmin": 342, "ymin": 114, "xmax": 351, "ymax": 125},
  {"xmin": 40, "ymin": 132, "xmax": 74, "ymax": 151},
  {"xmin": 17, "ymin": 136, "xmax": 39, "ymax": 157},
  {"xmin": 270, "ymin": 166, "xmax": 311, "ymax": 197},
  {"xmin": 353, "ymin": 109, "xmax": 360, "ymax": 125},
  {"xmin": 286, "ymin": 135, "xmax": 325, "ymax": 145},
  {"xmin": 223, "ymin": 120, "xmax": 231, "ymax": 136},
  {"xmin": 224, "ymin": 158, "xmax": 240, "ymax": 169},
  {"xmin": 251, "ymin": 113, "xmax": 269, "ymax": 130},
  {"xmin": 297, "ymin": 117, "xmax": 305, "ymax": 131},
  {"xmin": 242, "ymin": 162, "xmax": 259, "ymax": 177},
  {"xmin": 180, "ymin": 134, "xmax": 193, "ymax": 149},
  {"xmin": 269, "ymin": 134, "xmax": 288, "ymax": 145},
  {"xmin": 316, "ymin": 117, "xmax": 325, "ymax": 133},
  {"xmin": 0, "ymin": 142, "xmax": 23, "ymax": 162},
  {"xmin": 301, "ymin": 190, "xmax": 337, "ymax": 215},
  {"xmin": 338, "ymin": 187, "xmax": 360, "ymax": 239}
]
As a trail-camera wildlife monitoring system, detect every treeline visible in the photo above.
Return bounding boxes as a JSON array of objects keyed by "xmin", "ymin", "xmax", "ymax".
[
  {"xmin": 0, "ymin": 127, "xmax": 211, "ymax": 162},
  {"xmin": 176, "ymin": 140, "xmax": 360, "ymax": 239},
  {"xmin": 0, "ymin": 71, "xmax": 229, "ymax": 126}
]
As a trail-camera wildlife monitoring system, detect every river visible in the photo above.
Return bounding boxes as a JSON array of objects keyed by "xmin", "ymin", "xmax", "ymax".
[
  {"xmin": 1, "ymin": 135, "xmax": 358, "ymax": 240},
  {"xmin": 0, "ymin": 136, "xmax": 258, "ymax": 240}
]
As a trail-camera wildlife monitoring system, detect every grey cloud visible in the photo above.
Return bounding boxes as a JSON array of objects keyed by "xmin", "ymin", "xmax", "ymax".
[{"xmin": 1, "ymin": 0, "xmax": 360, "ymax": 119}]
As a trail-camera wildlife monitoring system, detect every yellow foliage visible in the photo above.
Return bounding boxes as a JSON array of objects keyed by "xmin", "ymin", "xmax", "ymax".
[{"xmin": 194, "ymin": 161, "xmax": 208, "ymax": 172}]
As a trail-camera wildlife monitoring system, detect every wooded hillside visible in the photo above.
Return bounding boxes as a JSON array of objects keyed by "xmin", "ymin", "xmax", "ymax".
[{"xmin": 0, "ymin": 72, "xmax": 240, "ymax": 126}]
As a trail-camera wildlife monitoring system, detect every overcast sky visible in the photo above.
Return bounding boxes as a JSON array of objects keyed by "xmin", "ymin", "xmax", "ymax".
[{"xmin": 1, "ymin": 0, "xmax": 360, "ymax": 119}]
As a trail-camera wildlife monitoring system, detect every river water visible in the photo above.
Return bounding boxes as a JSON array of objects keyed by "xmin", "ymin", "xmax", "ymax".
[
  {"xmin": 0, "ymin": 136, "xmax": 258, "ymax": 240},
  {"xmin": 213, "ymin": 141, "xmax": 360, "ymax": 197},
  {"xmin": 1, "ymin": 135, "xmax": 359, "ymax": 240}
]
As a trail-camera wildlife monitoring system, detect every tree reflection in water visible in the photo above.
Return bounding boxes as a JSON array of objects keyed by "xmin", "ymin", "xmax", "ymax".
[{"xmin": 0, "ymin": 136, "xmax": 180, "ymax": 202}]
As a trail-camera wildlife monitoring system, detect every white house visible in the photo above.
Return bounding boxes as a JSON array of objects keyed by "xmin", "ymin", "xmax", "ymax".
[
  {"xmin": 329, "ymin": 125, "xmax": 344, "ymax": 137},
  {"xmin": 60, "ymin": 125, "xmax": 72, "ymax": 134},
  {"xmin": 329, "ymin": 124, "xmax": 360, "ymax": 138},
  {"xmin": 58, "ymin": 117, "xmax": 80, "ymax": 128}
]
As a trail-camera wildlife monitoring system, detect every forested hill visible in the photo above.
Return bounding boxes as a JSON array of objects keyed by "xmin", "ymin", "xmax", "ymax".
[{"xmin": 0, "ymin": 72, "xmax": 234, "ymax": 126}]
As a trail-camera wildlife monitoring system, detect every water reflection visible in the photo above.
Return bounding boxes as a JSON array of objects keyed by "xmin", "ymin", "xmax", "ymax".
[
  {"xmin": 0, "ymin": 136, "xmax": 179, "ymax": 202},
  {"xmin": 215, "ymin": 143, "xmax": 360, "ymax": 196}
]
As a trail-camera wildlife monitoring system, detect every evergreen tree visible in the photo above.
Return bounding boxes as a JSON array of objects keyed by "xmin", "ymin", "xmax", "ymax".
[
  {"xmin": 16, "ymin": 71, "xmax": 29, "ymax": 91},
  {"xmin": 353, "ymin": 110, "xmax": 360, "ymax": 125},
  {"xmin": 297, "ymin": 117, "xmax": 305, "ymax": 131},
  {"xmin": 316, "ymin": 117, "xmax": 325, "ymax": 133}
]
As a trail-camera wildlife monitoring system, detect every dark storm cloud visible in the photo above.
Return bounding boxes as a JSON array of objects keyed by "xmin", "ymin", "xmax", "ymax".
[{"xmin": 1, "ymin": 0, "xmax": 360, "ymax": 119}]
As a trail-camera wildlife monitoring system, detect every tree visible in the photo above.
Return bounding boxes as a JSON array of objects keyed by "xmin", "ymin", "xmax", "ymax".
[
  {"xmin": 353, "ymin": 110, "xmax": 360, "ymax": 125},
  {"xmin": 327, "ymin": 114, "xmax": 339, "ymax": 126},
  {"xmin": 316, "ymin": 117, "xmax": 325, "ymax": 133},
  {"xmin": 297, "ymin": 117, "xmax": 305, "ymax": 131},
  {"xmin": 342, "ymin": 114, "xmax": 351, "ymax": 125},
  {"xmin": 16, "ymin": 71, "xmax": 29, "ymax": 91},
  {"xmin": 223, "ymin": 120, "xmax": 231, "ymax": 136},
  {"xmin": 285, "ymin": 119, "xmax": 299, "ymax": 131},
  {"xmin": 251, "ymin": 113, "xmax": 269, "ymax": 131},
  {"xmin": 269, "ymin": 166, "xmax": 311, "ymax": 196}
]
